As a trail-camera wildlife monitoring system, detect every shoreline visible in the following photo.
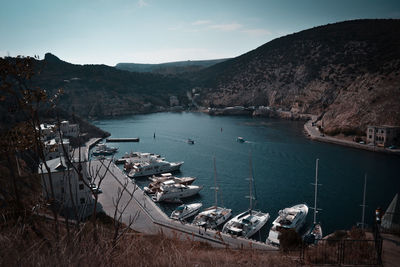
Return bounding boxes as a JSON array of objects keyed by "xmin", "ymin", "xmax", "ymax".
[{"xmin": 303, "ymin": 120, "xmax": 400, "ymax": 156}]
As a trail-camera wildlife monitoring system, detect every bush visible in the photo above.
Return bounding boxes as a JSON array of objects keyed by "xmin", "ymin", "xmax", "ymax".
[{"xmin": 279, "ymin": 228, "xmax": 302, "ymax": 252}]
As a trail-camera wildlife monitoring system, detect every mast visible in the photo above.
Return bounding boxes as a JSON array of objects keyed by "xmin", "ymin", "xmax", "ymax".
[
  {"xmin": 248, "ymin": 151, "xmax": 253, "ymax": 213},
  {"xmin": 360, "ymin": 174, "xmax": 367, "ymax": 230},
  {"xmin": 313, "ymin": 159, "xmax": 319, "ymax": 224},
  {"xmin": 311, "ymin": 158, "xmax": 321, "ymax": 224},
  {"xmin": 212, "ymin": 157, "xmax": 219, "ymax": 208}
]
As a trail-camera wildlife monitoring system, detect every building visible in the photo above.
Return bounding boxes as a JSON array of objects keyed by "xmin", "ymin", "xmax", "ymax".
[
  {"xmin": 39, "ymin": 156, "xmax": 93, "ymax": 218},
  {"xmin": 43, "ymin": 137, "xmax": 70, "ymax": 161},
  {"xmin": 40, "ymin": 123, "xmax": 56, "ymax": 141},
  {"xmin": 60, "ymin": 120, "xmax": 79, "ymax": 138},
  {"xmin": 169, "ymin": 96, "xmax": 179, "ymax": 107},
  {"xmin": 366, "ymin": 125, "xmax": 400, "ymax": 147}
]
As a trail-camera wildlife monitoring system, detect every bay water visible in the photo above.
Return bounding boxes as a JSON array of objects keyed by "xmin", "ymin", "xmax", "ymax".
[{"xmin": 93, "ymin": 112, "xmax": 400, "ymax": 240}]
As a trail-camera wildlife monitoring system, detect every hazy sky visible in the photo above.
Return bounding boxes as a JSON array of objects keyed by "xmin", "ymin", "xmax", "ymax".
[{"xmin": 1, "ymin": 0, "xmax": 399, "ymax": 65}]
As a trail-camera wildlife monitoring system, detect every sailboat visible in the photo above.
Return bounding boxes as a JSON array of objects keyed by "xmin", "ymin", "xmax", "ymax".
[
  {"xmin": 222, "ymin": 153, "xmax": 269, "ymax": 238},
  {"xmin": 192, "ymin": 157, "xmax": 232, "ymax": 229},
  {"xmin": 303, "ymin": 158, "xmax": 323, "ymax": 244}
]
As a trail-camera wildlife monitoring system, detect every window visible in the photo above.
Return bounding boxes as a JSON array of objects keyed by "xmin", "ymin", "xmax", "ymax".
[
  {"xmin": 61, "ymin": 187, "xmax": 64, "ymax": 194},
  {"xmin": 369, "ymin": 135, "xmax": 372, "ymax": 139},
  {"xmin": 79, "ymin": 184, "xmax": 84, "ymax": 190},
  {"xmin": 80, "ymin": 198, "xmax": 85, "ymax": 204}
]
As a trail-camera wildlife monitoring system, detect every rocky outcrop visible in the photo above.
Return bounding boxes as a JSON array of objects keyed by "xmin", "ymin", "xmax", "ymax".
[{"xmin": 195, "ymin": 19, "xmax": 400, "ymax": 135}]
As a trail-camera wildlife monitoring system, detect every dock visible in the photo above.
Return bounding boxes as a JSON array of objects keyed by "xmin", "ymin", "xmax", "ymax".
[
  {"xmin": 92, "ymin": 159, "xmax": 277, "ymax": 251},
  {"xmin": 106, "ymin": 137, "xmax": 140, "ymax": 142}
]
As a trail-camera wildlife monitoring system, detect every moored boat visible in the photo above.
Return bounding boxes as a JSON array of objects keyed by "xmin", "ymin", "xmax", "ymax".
[
  {"xmin": 127, "ymin": 159, "xmax": 183, "ymax": 178},
  {"xmin": 267, "ymin": 204, "xmax": 309, "ymax": 246},
  {"xmin": 193, "ymin": 157, "xmax": 232, "ymax": 229},
  {"xmin": 144, "ymin": 176, "xmax": 197, "ymax": 195},
  {"xmin": 92, "ymin": 143, "xmax": 118, "ymax": 156},
  {"xmin": 170, "ymin": 203, "xmax": 203, "ymax": 221},
  {"xmin": 154, "ymin": 183, "xmax": 203, "ymax": 202},
  {"xmin": 222, "ymin": 153, "xmax": 269, "ymax": 238}
]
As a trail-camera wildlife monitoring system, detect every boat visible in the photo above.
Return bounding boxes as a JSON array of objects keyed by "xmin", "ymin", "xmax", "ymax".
[
  {"xmin": 193, "ymin": 157, "xmax": 232, "ymax": 229},
  {"xmin": 127, "ymin": 158, "xmax": 184, "ymax": 178},
  {"xmin": 170, "ymin": 203, "xmax": 203, "ymax": 221},
  {"xmin": 144, "ymin": 176, "xmax": 197, "ymax": 194},
  {"xmin": 154, "ymin": 183, "xmax": 203, "ymax": 202},
  {"xmin": 187, "ymin": 138, "xmax": 195, "ymax": 144},
  {"xmin": 266, "ymin": 204, "xmax": 309, "ymax": 246},
  {"xmin": 116, "ymin": 151, "xmax": 161, "ymax": 165},
  {"xmin": 222, "ymin": 153, "xmax": 269, "ymax": 238},
  {"xmin": 237, "ymin": 137, "xmax": 245, "ymax": 143},
  {"xmin": 303, "ymin": 159, "xmax": 323, "ymax": 244},
  {"xmin": 92, "ymin": 143, "xmax": 118, "ymax": 156}
]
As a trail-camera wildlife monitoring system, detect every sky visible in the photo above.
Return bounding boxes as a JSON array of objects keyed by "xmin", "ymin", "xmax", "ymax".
[{"xmin": 1, "ymin": 0, "xmax": 399, "ymax": 66}]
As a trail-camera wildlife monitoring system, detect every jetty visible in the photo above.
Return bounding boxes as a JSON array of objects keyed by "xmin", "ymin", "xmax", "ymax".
[
  {"xmin": 92, "ymin": 159, "xmax": 277, "ymax": 250},
  {"xmin": 106, "ymin": 137, "xmax": 140, "ymax": 142}
]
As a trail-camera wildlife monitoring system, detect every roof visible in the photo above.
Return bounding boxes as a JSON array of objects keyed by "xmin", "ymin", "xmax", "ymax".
[{"xmin": 38, "ymin": 156, "xmax": 85, "ymax": 174}]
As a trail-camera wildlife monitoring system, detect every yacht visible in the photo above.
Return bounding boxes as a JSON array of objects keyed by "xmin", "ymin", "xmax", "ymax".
[
  {"xmin": 92, "ymin": 143, "xmax": 118, "ymax": 156},
  {"xmin": 127, "ymin": 159, "xmax": 183, "ymax": 178},
  {"xmin": 170, "ymin": 203, "xmax": 202, "ymax": 221},
  {"xmin": 115, "ymin": 151, "xmax": 161, "ymax": 165},
  {"xmin": 154, "ymin": 183, "xmax": 203, "ymax": 202},
  {"xmin": 193, "ymin": 157, "xmax": 232, "ymax": 229},
  {"xmin": 222, "ymin": 153, "xmax": 269, "ymax": 238},
  {"xmin": 267, "ymin": 204, "xmax": 309, "ymax": 246},
  {"xmin": 303, "ymin": 159, "xmax": 323, "ymax": 244},
  {"xmin": 144, "ymin": 176, "xmax": 196, "ymax": 195}
]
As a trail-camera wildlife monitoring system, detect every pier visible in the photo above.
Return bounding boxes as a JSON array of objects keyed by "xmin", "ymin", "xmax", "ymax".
[
  {"xmin": 92, "ymin": 159, "xmax": 277, "ymax": 251},
  {"xmin": 106, "ymin": 137, "xmax": 140, "ymax": 142}
]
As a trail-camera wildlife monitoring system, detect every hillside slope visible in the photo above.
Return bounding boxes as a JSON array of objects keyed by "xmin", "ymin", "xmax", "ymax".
[
  {"xmin": 31, "ymin": 54, "xmax": 191, "ymax": 118},
  {"xmin": 195, "ymin": 19, "xmax": 400, "ymax": 135},
  {"xmin": 116, "ymin": 58, "xmax": 229, "ymax": 74}
]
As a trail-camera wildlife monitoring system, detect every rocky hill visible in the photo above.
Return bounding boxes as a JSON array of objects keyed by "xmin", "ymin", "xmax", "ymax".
[
  {"xmin": 194, "ymin": 19, "xmax": 400, "ymax": 135},
  {"xmin": 30, "ymin": 53, "xmax": 191, "ymax": 118},
  {"xmin": 116, "ymin": 58, "xmax": 228, "ymax": 75}
]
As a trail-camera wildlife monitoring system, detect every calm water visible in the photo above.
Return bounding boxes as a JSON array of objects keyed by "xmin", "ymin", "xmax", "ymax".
[{"xmin": 93, "ymin": 112, "xmax": 400, "ymax": 240}]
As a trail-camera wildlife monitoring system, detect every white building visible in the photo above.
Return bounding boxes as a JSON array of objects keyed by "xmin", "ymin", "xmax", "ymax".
[
  {"xmin": 40, "ymin": 123, "xmax": 56, "ymax": 141},
  {"xmin": 39, "ymin": 156, "xmax": 93, "ymax": 218},
  {"xmin": 60, "ymin": 120, "xmax": 79, "ymax": 138},
  {"xmin": 43, "ymin": 137, "xmax": 70, "ymax": 161}
]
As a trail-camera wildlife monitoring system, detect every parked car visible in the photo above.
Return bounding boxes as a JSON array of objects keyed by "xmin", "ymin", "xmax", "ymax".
[{"xmin": 389, "ymin": 145, "xmax": 397, "ymax": 149}]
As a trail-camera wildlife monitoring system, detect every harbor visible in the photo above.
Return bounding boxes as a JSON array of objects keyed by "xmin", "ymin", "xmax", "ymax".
[
  {"xmin": 92, "ymin": 112, "xmax": 400, "ymax": 236},
  {"xmin": 93, "ymin": 159, "xmax": 277, "ymax": 250}
]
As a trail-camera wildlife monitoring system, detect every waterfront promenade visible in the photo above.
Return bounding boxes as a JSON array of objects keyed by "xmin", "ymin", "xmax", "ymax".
[
  {"xmin": 304, "ymin": 120, "xmax": 400, "ymax": 155},
  {"xmin": 92, "ymin": 159, "xmax": 277, "ymax": 250}
]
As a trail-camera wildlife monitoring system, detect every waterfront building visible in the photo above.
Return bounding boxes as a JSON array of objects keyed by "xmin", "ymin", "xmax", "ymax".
[
  {"xmin": 40, "ymin": 123, "xmax": 56, "ymax": 140},
  {"xmin": 366, "ymin": 125, "xmax": 400, "ymax": 147},
  {"xmin": 169, "ymin": 95, "xmax": 179, "ymax": 106},
  {"xmin": 39, "ymin": 156, "xmax": 93, "ymax": 219},
  {"xmin": 60, "ymin": 120, "xmax": 79, "ymax": 138},
  {"xmin": 43, "ymin": 137, "xmax": 70, "ymax": 161}
]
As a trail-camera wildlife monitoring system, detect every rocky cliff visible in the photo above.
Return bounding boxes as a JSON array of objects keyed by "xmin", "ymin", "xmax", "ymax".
[{"xmin": 194, "ymin": 19, "xmax": 400, "ymax": 135}]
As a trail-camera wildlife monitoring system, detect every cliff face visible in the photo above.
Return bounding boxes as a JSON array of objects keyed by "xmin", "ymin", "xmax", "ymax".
[{"xmin": 195, "ymin": 20, "xmax": 400, "ymax": 135}]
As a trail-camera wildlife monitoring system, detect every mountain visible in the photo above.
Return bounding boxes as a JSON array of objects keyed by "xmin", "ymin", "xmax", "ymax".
[
  {"xmin": 30, "ymin": 53, "xmax": 191, "ymax": 118},
  {"xmin": 194, "ymin": 19, "xmax": 400, "ymax": 135},
  {"xmin": 115, "ymin": 58, "xmax": 229, "ymax": 75}
]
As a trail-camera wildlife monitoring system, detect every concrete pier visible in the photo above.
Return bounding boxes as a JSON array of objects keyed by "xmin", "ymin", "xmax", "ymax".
[
  {"xmin": 92, "ymin": 159, "xmax": 277, "ymax": 250},
  {"xmin": 106, "ymin": 137, "xmax": 140, "ymax": 142}
]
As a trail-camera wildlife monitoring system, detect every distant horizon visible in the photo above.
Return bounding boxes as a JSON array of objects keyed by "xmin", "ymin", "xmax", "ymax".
[{"xmin": 1, "ymin": 0, "xmax": 399, "ymax": 65}]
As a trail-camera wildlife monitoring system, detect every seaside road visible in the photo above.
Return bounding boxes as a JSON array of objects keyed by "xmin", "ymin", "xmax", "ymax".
[{"xmin": 92, "ymin": 159, "xmax": 277, "ymax": 250}]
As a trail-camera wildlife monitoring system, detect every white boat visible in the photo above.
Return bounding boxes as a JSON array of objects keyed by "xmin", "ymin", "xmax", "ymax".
[
  {"xmin": 222, "ymin": 153, "xmax": 269, "ymax": 238},
  {"xmin": 154, "ymin": 183, "xmax": 203, "ymax": 202},
  {"xmin": 170, "ymin": 203, "xmax": 203, "ymax": 221},
  {"xmin": 222, "ymin": 209, "xmax": 269, "ymax": 238},
  {"xmin": 144, "ymin": 176, "xmax": 196, "ymax": 194},
  {"xmin": 237, "ymin": 137, "xmax": 245, "ymax": 143},
  {"xmin": 303, "ymin": 159, "xmax": 323, "ymax": 244},
  {"xmin": 116, "ymin": 151, "xmax": 161, "ymax": 165},
  {"xmin": 193, "ymin": 157, "xmax": 232, "ymax": 229},
  {"xmin": 127, "ymin": 159, "xmax": 184, "ymax": 178},
  {"xmin": 187, "ymin": 138, "xmax": 195, "ymax": 144},
  {"xmin": 267, "ymin": 204, "xmax": 309, "ymax": 246},
  {"xmin": 92, "ymin": 143, "xmax": 118, "ymax": 156}
]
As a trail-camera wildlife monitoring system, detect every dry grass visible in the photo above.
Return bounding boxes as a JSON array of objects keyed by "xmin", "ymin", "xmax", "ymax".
[{"xmin": 0, "ymin": 216, "xmax": 294, "ymax": 267}]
